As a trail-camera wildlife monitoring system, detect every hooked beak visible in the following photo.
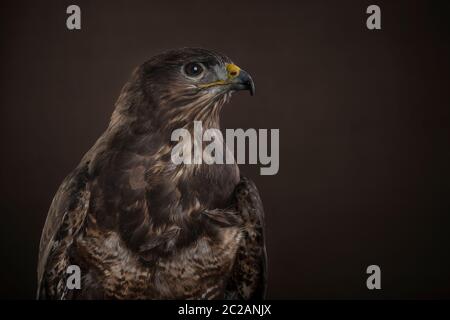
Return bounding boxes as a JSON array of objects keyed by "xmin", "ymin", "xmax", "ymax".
[
  {"xmin": 226, "ymin": 63, "xmax": 255, "ymax": 96},
  {"xmin": 198, "ymin": 63, "xmax": 255, "ymax": 96}
]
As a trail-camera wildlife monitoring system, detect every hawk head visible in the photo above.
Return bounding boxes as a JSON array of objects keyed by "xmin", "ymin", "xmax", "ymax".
[{"xmin": 113, "ymin": 48, "xmax": 254, "ymax": 130}]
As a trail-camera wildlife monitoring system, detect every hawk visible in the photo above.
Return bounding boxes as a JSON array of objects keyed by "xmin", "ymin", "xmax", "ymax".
[{"xmin": 37, "ymin": 48, "xmax": 267, "ymax": 299}]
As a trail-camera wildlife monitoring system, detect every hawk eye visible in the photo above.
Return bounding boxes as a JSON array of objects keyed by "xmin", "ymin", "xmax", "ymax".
[{"xmin": 184, "ymin": 62, "xmax": 204, "ymax": 78}]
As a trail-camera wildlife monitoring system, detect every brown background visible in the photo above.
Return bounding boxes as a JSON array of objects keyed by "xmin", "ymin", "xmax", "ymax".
[{"xmin": 1, "ymin": 0, "xmax": 449, "ymax": 299}]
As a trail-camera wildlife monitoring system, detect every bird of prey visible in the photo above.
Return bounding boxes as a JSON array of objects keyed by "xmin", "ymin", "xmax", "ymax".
[{"xmin": 37, "ymin": 48, "xmax": 267, "ymax": 300}]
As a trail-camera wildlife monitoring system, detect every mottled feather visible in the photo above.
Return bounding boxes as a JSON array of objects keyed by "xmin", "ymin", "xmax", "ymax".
[{"xmin": 37, "ymin": 48, "xmax": 267, "ymax": 300}]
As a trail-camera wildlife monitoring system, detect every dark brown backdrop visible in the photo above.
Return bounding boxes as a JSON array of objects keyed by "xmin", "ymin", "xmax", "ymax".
[{"xmin": 1, "ymin": 0, "xmax": 449, "ymax": 299}]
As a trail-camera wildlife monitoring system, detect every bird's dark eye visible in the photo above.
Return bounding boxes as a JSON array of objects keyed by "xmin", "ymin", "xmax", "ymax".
[{"xmin": 184, "ymin": 62, "xmax": 204, "ymax": 78}]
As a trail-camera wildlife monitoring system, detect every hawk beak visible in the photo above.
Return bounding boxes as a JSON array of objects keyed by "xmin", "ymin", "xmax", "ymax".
[
  {"xmin": 198, "ymin": 63, "xmax": 255, "ymax": 96},
  {"xmin": 226, "ymin": 64, "xmax": 255, "ymax": 96}
]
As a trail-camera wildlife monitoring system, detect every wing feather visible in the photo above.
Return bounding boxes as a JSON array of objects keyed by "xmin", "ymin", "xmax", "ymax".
[
  {"xmin": 37, "ymin": 162, "xmax": 91, "ymax": 299},
  {"xmin": 225, "ymin": 176, "xmax": 268, "ymax": 299}
]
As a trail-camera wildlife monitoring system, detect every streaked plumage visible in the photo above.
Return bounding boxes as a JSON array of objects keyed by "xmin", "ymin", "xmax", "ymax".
[{"xmin": 37, "ymin": 48, "xmax": 267, "ymax": 299}]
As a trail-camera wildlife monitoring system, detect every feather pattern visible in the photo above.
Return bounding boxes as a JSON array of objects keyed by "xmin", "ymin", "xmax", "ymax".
[{"xmin": 37, "ymin": 48, "xmax": 267, "ymax": 300}]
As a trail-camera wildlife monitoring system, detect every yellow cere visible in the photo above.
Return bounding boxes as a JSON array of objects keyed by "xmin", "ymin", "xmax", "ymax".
[{"xmin": 226, "ymin": 64, "xmax": 241, "ymax": 79}]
